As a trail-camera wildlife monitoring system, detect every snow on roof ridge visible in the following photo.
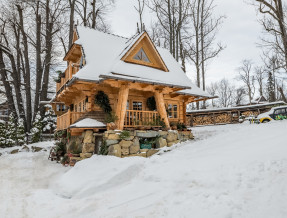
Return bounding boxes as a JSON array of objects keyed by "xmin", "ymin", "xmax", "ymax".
[
  {"xmin": 76, "ymin": 25, "xmax": 129, "ymax": 40},
  {"xmin": 187, "ymin": 101, "xmax": 286, "ymax": 113}
]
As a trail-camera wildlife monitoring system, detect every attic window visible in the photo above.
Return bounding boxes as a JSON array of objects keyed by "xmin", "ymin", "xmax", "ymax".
[{"xmin": 133, "ymin": 48, "xmax": 150, "ymax": 63}]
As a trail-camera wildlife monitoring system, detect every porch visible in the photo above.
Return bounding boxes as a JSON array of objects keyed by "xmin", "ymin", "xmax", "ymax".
[{"xmin": 56, "ymin": 109, "xmax": 160, "ymax": 131}]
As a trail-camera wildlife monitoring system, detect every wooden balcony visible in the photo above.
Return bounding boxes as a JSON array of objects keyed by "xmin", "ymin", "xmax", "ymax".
[
  {"xmin": 57, "ymin": 111, "xmax": 86, "ymax": 130},
  {"xmin": 124, "ymin": 110, "xmax": 160, "ymax": 127},
  {"xmin": 56, "ymin": 68, "xmax": 70, "ymax": 94}
]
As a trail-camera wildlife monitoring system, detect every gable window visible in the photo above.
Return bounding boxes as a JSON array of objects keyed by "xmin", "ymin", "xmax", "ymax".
[
  {"xmin": 133, "ymin": 48, "xmax": 150, "ymax": 63},
  {"xmin": 133, "ymin": 101, "xmax": 143, "ymax": 111},
  {"xmin": 168, "ymin": 104, "xmax": 178, "ymax": 119}
]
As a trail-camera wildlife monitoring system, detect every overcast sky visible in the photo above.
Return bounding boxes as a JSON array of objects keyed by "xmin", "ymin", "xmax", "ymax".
[{"xmin": 110, "ymin": 0, "xmax": 263, "ymax": 85}]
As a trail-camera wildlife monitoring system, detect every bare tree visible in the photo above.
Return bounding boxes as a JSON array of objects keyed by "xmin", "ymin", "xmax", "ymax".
[
  {"xmin": 237, "ymin": 60, "xmax": 255, "ymax": 104},
  {"xmin": 217, "ymin": 78, "xmax": 234, "ymax": 107},
  {"xmin": 234, "ymin": 87, "xmax": 246, "ymax": 106},
  {"xmin": 255, "ymin": 66, "xmax": 265, "ymax": 96},
  {"xmin": 135, "ymin": 0, "xmax": 145, "ymax": 32}
]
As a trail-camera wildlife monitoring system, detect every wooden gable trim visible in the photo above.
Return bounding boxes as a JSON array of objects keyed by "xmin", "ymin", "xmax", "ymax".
[
  {"xmin": 63, "ymin": 44, "xmax": 82, "ymax": 61},
  {"xmin": 121, "ymin": 32, "xmax": 169, "ymax": 72}
]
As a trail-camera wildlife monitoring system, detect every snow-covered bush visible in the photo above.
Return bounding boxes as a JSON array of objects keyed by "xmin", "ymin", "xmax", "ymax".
[
  {"xmin": 16, "ymin": 118, "xmax": 26, "ymax": 145},
  {"xmin": 30, "ymin": 112, "xmax": 43, "ymax": 143},
  {"xmin": 42, "ymin": 108, "xmax": 56, "ymax": 133},
  {"xmin": 0, "ymin": 120, "xmax": 6, "ymax": 147},
  {"xmin": 6, "ymin": 113, "xmax": 17, "ymax": 147}
]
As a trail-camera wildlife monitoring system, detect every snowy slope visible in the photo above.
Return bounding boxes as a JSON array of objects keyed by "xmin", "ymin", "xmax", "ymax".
[{"xmin": 1, "ymin": 121, "xmax": 287, "ymax": 217}]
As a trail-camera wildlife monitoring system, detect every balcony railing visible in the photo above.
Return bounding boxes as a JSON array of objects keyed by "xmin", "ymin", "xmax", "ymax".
[
  {"xmin": 56, "ymin": 68, "xmax": 70, "ymax": 94},
  {"xmin": 57, "ymin": 111, "xmax": 86, "ymax": 130},
  {"xmin": 124, "ymin": 110, "xmax": 160, "ymax": 127}
]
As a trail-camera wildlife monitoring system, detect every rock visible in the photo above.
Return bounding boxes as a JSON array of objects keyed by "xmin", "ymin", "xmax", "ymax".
[
  {"xmin": 82, "ymin": 143, "xmax": 95, "ymax": 153},
  {"xmin": 80, "ymin": 153, "xmax": 93, "ymax": 158},
  {"xmin": 21, "ymin": 145, "xmax": 30, "ymax": 152},
  {"xmin": 189, "ymin": 132, "xmax": 194, "ymax": 139},
  {"xmin": 32, "ymin": 146, "xmax": 43, "ymax": 152},
  {"xmin": 108, "ymin": 144, "xmax": 121, "ymax": 157},
  {"xmin": 159, "ymin": 131, "xmax": 168, "ymax": 139},
  {"xmin": 107, "ymin": 133, "xmax": 120, "ymax": 140},
  {"xmin": 133, "ymin": 137, "xmax": 140, "ymax": 146},
  {"xmin": 0, "ymin": 153, "xmax": 2, "ymax": 156},
  {"xmin": 123, "ymin": 136, "xmax": 134, "ymax": 141},
  {"xmin": 146, "ymin": 149, "xmax": 159, "ymax": 157},
  {"xmin": 129, "ymin": 143, "xmax": 140, "ymax": 154},
  {"xmin": 167, "ymin": 140, "xmax": 180, "ymax": 147},
  {"xmin": 119, "ymin": 140, "xmax": 133, "ymax": 148},
  {"xmin": 156, "ymin": 137, "xmax": 167, "ymax": 148},
  {"xmin": 106, "ymin": 139, "xmax": 119, "ymax": 146},
  {"xmin": 83, "ymin": 130, "xmax": 94, "ymax": 143},
  {"xmin": 136, "ymin": 131, "xmax": 159, "ymax": 138},
  {"xmin": 166, "ymin": 132, "xmax": 178, "ymax": 142},
  {"xmin": 10, "ymin": 149, "xmax": 19, "ymax": 154}
]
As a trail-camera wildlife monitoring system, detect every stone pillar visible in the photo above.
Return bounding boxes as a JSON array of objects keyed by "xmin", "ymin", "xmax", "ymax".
[{"xmin": 82, "ymin": 130, "xmax": 95, "ymax": 153}]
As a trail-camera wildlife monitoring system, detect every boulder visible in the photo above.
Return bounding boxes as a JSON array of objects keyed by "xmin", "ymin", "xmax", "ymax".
[
  {"xmin": 32, "ymin": 146, "xmax": 43, "ymax": 152},
  {"xmin": 136, "ymin": 131, "xmax": 159, "ymax": 138},
  {"xmin": 156, "ymin": 137, "xmax": 167, "ymax": 148},
  {"xmin": 107, "ymin": 133, "xmax": 120, "ymax": 140},
  {"xmin": 119, "ymin": 140, "xmax": 133, "ymax": 148},
  {"xmin": 106, "ymin": 140, "xmax": 119, "ymax": 146},
  {"xmin": 133, "ymin": 137, "xmax": 140, "ymax": 146},
  {"xmin": 80, "ymin": 153, "xmax": 93, "ymax": 158},
  {"xmin": 166, "ymin": 132, "xmax": 178, "ymax": 142},
  {"xmin": 108, "ymin": 144, "xmax": 121, "ymax": 157},
  {"xmin": 189, "ymin": 132, "xmax": 194, "ymax": 139},
  {"xmin": 83, "ymin": 130, "xmax": 94, "ymax": 143},
  {"xmin": 10, "ymin": 149, "xmax": 19, "ymax": 154},
  {"xmin": 21, "ymin": 145, "xmax": 30, "ymax": 152},
  {"xmin": 167, "ymin": 140, "xmax": 180, "ymax": 147},
  {"xmin": 129, "ymin": 143, "xmax": 140, "ymax": 154},
  {"xmin": 123, "ymin": 136, "xmax": 134, "ymax": 141},
  {"xmin": 146, "ymin": 149, "xmax": 159, "ymax": 157},
  {"xmin": 159, "ymin": 131, "xmax": 168, "ymax": 139},
  {"xmin": 82, "ymin": 143, "xmax": 95, "ymax": 153}
]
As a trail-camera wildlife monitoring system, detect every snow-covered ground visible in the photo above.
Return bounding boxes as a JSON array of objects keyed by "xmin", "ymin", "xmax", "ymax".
[{"xmin": 1, "ymin": 121, "xmax": 287, "ymax": 218}]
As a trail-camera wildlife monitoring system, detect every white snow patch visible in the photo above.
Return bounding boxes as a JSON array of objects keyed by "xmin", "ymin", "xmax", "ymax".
[
  {"xmin": 70, "ymin": 118, "xmax": 106, "ymax": 128},
  {"xmin": 1, "ymin": 121, "xmax": 287, "ymax": 217}
]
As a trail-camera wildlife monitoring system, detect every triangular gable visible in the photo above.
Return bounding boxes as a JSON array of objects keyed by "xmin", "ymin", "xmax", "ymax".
[{"xmin": 121, "ymin": 32, "xmax": 169, "ymax": 72}]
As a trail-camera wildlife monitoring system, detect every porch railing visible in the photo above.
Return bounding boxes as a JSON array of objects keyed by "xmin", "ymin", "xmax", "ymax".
[
  {"xmin": 57, "ymin": 111, "xmax": 85, "ymax": 130},
  {"xmin": 124, "ymin": 110, "xmax": 160, "ymax": 127}
]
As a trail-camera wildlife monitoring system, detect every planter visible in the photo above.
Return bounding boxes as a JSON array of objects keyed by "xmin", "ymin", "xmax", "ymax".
[
  {"xmin": 171, "ymin": 126, "xmax": 177, "ymax": 130},
  {"xmin": 59, "ymin": 72, "xmax": 65, "ymax": 78},
  {"xmin": 152, "ymin": 127, "xmax": 160, "ymax": 131},
  {"xmin": 107, "ymin": 122, "xmax": 117, "ymax": 130}
]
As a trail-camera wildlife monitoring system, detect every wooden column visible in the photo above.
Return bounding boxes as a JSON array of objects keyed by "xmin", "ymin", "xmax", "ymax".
[
  {"xmin": 116, "ymin": 84, "xmax": 129, "ymax": 130},
  {"xmin": 154, "ymin": 90, "xmax": 170, "ymax": 128}
]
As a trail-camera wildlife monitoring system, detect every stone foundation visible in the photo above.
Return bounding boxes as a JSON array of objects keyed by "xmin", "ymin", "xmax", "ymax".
[{"xmin": 66, "ymin": 129, "xmax": 194, "ymax": 165}]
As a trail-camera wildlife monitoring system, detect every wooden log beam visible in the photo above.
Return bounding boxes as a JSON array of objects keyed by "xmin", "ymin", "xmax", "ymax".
[
  {"xmin": 116, "ymin": 84, "xmax": 129, "ymax": 130},
  {"xmin": 154, "ymin": 89, "xmax": 170, "ymax": 128}
]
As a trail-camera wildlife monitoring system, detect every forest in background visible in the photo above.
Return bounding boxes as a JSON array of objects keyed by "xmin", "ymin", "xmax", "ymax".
[{"xmin": 0, "ymin": 0, "xmax": 286, "ymax": 134}]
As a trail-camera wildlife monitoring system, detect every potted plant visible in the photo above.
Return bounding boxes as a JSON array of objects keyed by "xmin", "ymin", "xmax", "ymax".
[{"xmin": 105, "ymin": 112, "xmax": 118, "ymax": 130}]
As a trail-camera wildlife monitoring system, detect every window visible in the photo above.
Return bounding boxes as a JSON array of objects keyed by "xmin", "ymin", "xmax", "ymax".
[
  {"xmin": 274, "ymin": 108, "xmax": 286, "ymax": 115},
  {"xmin": 168, "ymin": 104, "xmax": 178, "ymax": 119},
  {"xmin": 83, "ymin": 100, "xmax": 85, "ymax": 111},
  {"xmin": 133, "ymin": 48, "xmax": 150, "ymax": 63},
  {"xmin": 126, "ymin": 100, "xmax": 130, "ymax": 110},
  {"xmin": 56, "ymin": 104, "xmax": 65, "ymax": 112},
  {"xmin": 75, "ymin": 104, "xmax": 77, "ymax": 112},
  {"xmin": 133, "ymin": 101, "xmax": 143, "ymax": 110},
  {"xmin": 79, "ymin": 102, "xmax": 82, "ymax": 112}
]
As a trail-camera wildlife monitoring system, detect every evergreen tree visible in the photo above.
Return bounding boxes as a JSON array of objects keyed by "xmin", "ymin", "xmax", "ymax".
[
  {"xmin": 6, "ymin": 113, "xmax": 17, "ymax": 147},
  {"xmin": 16, "ymin": 118, "xmax": 26, "ymax": 145},
  {"xmin": 267, "ymin": 71, "xmax": 276, "ymax": 102},
  {"xmin": 42, "ymin": 107, "xmax": 56, "ymax": 134},
  {"xmin": 0, "ymin": 120, "xmax": 6, "ymax": 147},
  {"xmin": 30, "ymin": 112, "xmax": 43, "ymax": 143}
]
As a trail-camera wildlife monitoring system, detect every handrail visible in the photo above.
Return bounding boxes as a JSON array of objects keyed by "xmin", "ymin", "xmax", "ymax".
[
  {"xmin": 57, "ymin": 111, "xmax": 85, "ymax": 130},
  {"xmin": 124, "ymin": 110, "xmax": 160, "ymax": 127}
]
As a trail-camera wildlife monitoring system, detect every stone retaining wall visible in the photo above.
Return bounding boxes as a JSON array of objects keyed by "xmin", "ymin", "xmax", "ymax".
[{"xmin": 66, "ymin": 129, "xmax": 194, "ymax": 164}]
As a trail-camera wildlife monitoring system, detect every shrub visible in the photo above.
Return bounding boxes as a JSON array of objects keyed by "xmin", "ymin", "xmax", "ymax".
[
  {"xmin": 119, "ymin": 130, "xmax": 130, "ymax": 139},
  {"xmin": 95, "ymin": 91, "xmax": 112, "ymax": 113}
]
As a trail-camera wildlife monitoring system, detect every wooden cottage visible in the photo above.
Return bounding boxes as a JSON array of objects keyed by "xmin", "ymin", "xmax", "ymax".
[{"xmin": 51, "ymin": 26, "xmax": 212, "ymax": 136}]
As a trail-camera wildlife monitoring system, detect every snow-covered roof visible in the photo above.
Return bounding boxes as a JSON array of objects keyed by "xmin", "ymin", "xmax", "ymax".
[
  {"xmin": 73, "ymin": 26, "xmax": 211, "ymax": 98},
  {"xmin": 187, "ymin": 101, "xmax": 286, "ymax": 113},
  {"xmin": 70, "ymin": 118, "xmax": 106, "ymax": 128}
]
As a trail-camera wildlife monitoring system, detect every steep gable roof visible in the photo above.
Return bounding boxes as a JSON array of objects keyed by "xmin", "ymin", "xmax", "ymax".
[{"xmin": 72, "ymin": 26, "xmax": 211, "ymax": 97}]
